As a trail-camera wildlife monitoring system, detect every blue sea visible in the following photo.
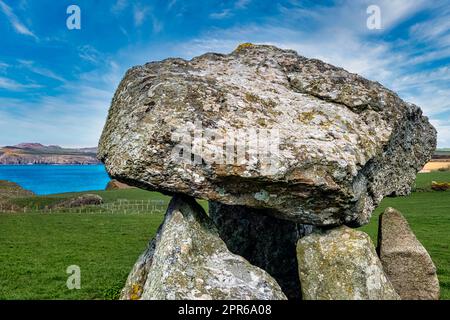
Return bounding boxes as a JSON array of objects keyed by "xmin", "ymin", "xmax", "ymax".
[{"xmin": 0, "ymin": 165, "xmax": 111, "ymax": 195}]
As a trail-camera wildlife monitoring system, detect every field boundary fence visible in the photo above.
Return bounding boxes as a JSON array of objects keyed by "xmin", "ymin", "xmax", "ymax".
[{"xmin": 0, "ymin": 199, "xmax": 168, "ymax": 214}]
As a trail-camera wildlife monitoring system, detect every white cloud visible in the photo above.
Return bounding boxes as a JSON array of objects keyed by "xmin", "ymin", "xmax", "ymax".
[
  {"xmin": 78, "ymin": 45, "xmax": 101, "ymax": 64},
  {"xmin": 17, "ymin": 60, "xmax": 66, "ymax": 82},
  {"xmin": 377, "ymin": 0, "xmax": 428, "ymax": 30},
  {"xmin": 131, "ymin": 4, "xmax": 162, "ymax": 32},
  {"xmin": 430, "ymin": 119, "xmax": 450, "ymax": 148},
  {"xmin": 0, "ymin": 76, "xmax": 41, "ymax": 91},
  {"xmin": 235, "ymin": 0, "xmax": 251, "ymax": 9},
  {"xmin": 277, "ymin": 0, "xmax": 430, "ymax": 36},
  {"xmin": 133, "ymin": 5, "xmax": 150, "ymax": 26},
  {"xmin": 0, "ymin": 55, "xmax": 124, "ymax": 147},
  {"xmin": 0, "ymin": 84, "xmax": 112, "ymax": 147},
  {"xmin": 402, "ymin": 86, "xmax": 450, "ymax": 117},
  {"xmin": 0, "ymin": 97, "xmax": 106, "ymax": 148},
  {"xmin": 209, "ymin": 0, "xmax": 252, "ymax": 20},
  {"xmin": 410, "ymin": 16, "xmax": 450, "ymax": 44},
  {"xmin": 165, "ymin": 1, "xmax": 448, "ymax": 146},
  {"xmin": 391, "ymin": 67, "xmax": 450, "ymax": 91},
  {"xmin": 407, "ymin": 46, "xmax": 450, "ymax": 65},
  {"xmin": 0, "ymin": 0, "xmax": 37, "ymax": 39},
  {"xmin": 175, "ymin": 24, "xmax": 399, "ymax": 83},
  {"xmin": 2, "ymin": 0, "xmax": 447, "ymax": 147},
  {"xmin": 209, "ymin": 9, "xmax": 232, "ymax": 20},
  {"xmin": 111, "ymin": 0, "xmax": 128, "ymax": 14},
  {"xmin": 151, "ymin": 17, "xmax": 163, "ymax": 33},
  {"xmin": 0, "ymin": 62, "xmax": 8, "ymax": 73}
]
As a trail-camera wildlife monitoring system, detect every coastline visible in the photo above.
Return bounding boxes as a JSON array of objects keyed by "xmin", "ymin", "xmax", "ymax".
[{"xmin": 0, "ymin": 164, "xmax": 110, "ymax": 195}]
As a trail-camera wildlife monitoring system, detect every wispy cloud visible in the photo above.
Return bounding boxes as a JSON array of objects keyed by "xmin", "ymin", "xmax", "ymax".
[
  {"xmin": 377, "ymin": 0, "xmax": 428, "ymax": 30},
  {"xmin": 0, "ymin": 61, "xmax": 122, "ymax": 146},
  {"xmin": 132, "ymin": 4, "xmax": 162, "ymax": 32},
  {"xmin": 209, "ymin": 0, "xmax": 252, "ymax": 20},
  {"xmin": 235, "ymin": 0, "xmax": 251, "ymax": 9},
  {"xmin": 431, "ymin": 119, "xmax": 450, "ymax": 148},
  {"xmin": 0, "ymin": 0, "xmax": 37, "ymax": 39},
  {"xmin": 210, "ymin": 9, "xmax": 232, "ymax": 20},
  {"xmin": 171, "ymin": 0, "xmax": 449, "ymax": 146},
  {"xmin": 17, "ymin": 60, "xmax": 65, "ymax": 82},
  {"xmin": 111, "ymin": 0, "xmax": 128, "ymax": 14},
  {"xmin": 151, "ymin": 17, "xmax": 163, "ymax": 33},
  {"xmin": 0, "ymin": 62, "xmax": 9, "ymax": 72},
  {"xmin": 409, "ymin": 5, "xmax": 450, "ymax": 49},
  {"xmin": 0, "ymin": 76, "xmax": 41, "ymax": 91},
  {"xmin": 78, "ymin": 45, "xmax": 101, "ymax": 64},
  {"xmin": 0, "ymin": 0, "xmax": 448, "ymax": 147},
  {"xmin": 133, "ymin": 4, "xmax": 150, "ymax": 26}
]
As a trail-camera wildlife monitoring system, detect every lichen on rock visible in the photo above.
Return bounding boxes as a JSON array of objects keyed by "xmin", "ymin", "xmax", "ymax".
[
  {"xmin": 296, "ymin": 226, "xmax": 400, "ymax": 300},
  {"xmin": 120, "ymin": 194, "xmax": 287, "ymax": 300},
  {"xmin": 378, "ymin": 207, "xmax": 440, "ymax": 300},
  {"xmin": 99, "ymin": 44, "xmax": 436, "ymax": 227}
]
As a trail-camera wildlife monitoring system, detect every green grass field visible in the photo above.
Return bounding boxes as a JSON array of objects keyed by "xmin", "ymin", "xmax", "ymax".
[
  {"xmin": 0, "ymin": 211, "xmax": 163, "ymax": 299},
  {"xmin": 0, "ymin": 173, "xmax": 448, "ymax": 300}
]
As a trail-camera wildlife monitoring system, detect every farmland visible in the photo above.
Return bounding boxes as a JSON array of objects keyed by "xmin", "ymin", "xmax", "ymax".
[{"xmin": 0, "ymin": 173, "xmax": 449, "ymax": 299}]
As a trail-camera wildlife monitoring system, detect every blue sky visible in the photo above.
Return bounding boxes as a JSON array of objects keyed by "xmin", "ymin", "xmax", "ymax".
[{"xmin": 0, "ymin": 0, "xmax": 449, "ymax": 147}]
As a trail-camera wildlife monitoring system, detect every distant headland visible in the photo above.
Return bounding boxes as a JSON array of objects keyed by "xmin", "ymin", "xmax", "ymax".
[{"xmin": 0, "ymin": 143, "xmax": 100, "ymax": 165}]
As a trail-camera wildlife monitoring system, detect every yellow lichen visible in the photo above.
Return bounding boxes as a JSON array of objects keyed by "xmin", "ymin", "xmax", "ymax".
[
  {"xmin": 257, "ymin": 118, "xmax": 266, "ymax": 127},
  {"xmin": 130, "ymin": 283, "xmax": 142, "ymax": 300},
  {"xmin": 297, "ymin": 111, "xmax": 316, "ymax": 123},
  {"xmin": 235, "ymin": 43, "xmax": 254, "ymax": 52},
  {"xmin": 245, "ymin": 92, "xmax": 259, "ymax": 103},
  {"xmin": 244, "ymin": 92, "xmax": 277, "ymax": 108}
]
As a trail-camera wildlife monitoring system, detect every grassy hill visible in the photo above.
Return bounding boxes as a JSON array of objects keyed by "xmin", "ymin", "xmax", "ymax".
[{"xmin": 0, "ymin": 173, "xmax": 448, "ymax": 300}]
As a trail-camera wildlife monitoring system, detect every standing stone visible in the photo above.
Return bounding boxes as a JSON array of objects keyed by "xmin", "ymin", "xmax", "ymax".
[
  {"xmin": 120, "ymin": 195, "xmax": 286, "ymax": 300},
  {"xmin": 297, "ymin": 226, "xmax": 399, "ymax": 300},
  {"xmin": 209, "ymin": 201, "xmax": 314, "ymax": 299},
  {"xmin": 98, "ymin": 44, "xmax": 436, "ymax": 227},
  {"xmin": 377, "ymin": 207, "xmax": 440, "ymax": 300}
]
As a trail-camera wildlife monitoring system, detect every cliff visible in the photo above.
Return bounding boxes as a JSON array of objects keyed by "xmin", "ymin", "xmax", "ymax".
[{"xmin": 0, "ymin": 143, "xmax": 100, "ymax": 165}]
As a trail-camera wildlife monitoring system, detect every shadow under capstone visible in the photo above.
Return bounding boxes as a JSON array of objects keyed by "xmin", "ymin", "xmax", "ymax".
[{"xmin": 209, "ymin": 201, "xmax": 314, "ymax": 299}]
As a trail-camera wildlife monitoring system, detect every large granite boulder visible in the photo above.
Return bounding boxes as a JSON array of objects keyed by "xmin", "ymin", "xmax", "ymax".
[
  {"xmin": 120, "ymin": 195, "xmax": 287, "ymax": 300},
  {"xmin": 377, "ymin": 207, "xmax": 440, "ymax": 300},
  {"xmin": 209, "ymin": 201, "xmax": 314, "ymax": 299},
  {"xmin": 98, "ymin": 44, "xmax": 435, "ymax": 227},
  {"xmin": 297, "ymin": 226, "xmax": 399, "ymax": 300}
]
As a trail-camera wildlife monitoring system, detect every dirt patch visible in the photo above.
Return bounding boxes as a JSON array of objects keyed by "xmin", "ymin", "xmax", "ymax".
[{"xmin": 421, "ymin": 161, "xmax": 450, "ymax": 172}]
